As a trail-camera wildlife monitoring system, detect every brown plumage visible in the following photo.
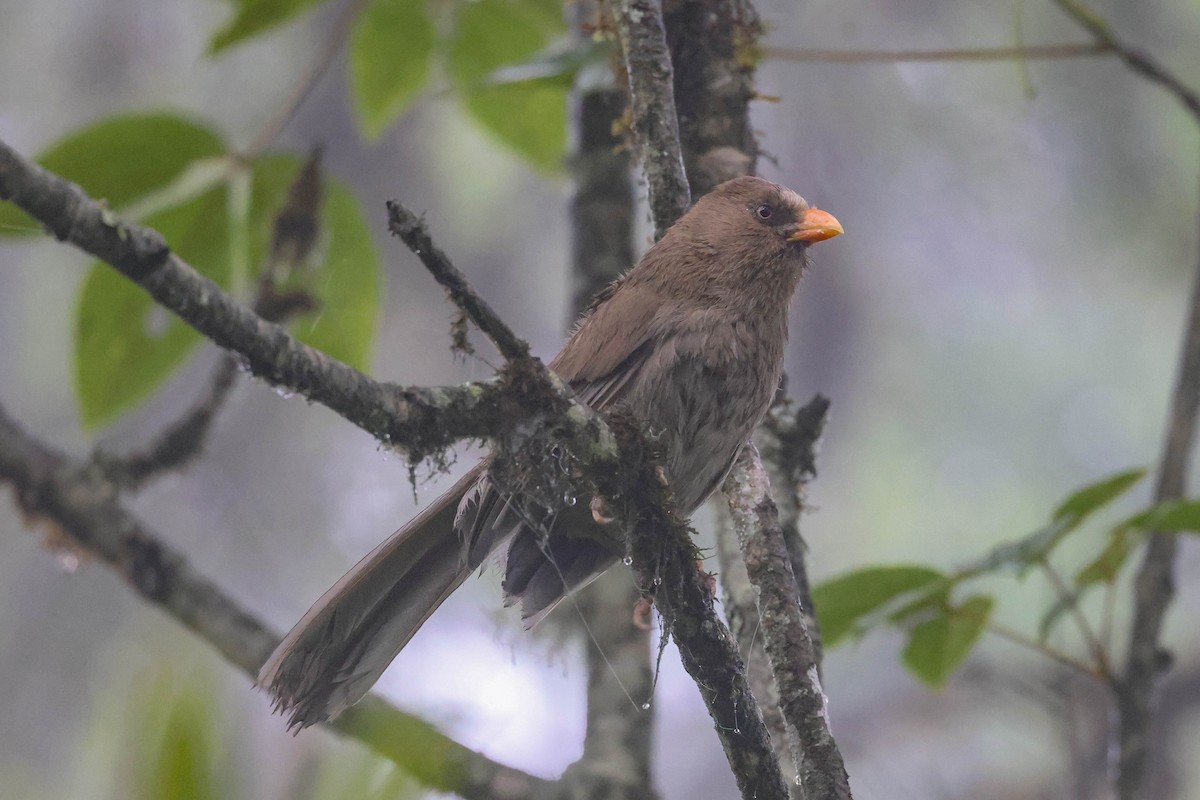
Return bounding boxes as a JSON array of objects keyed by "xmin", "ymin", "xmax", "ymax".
[{"xmin": 257, "ymin": 176, "xmax": 843, "ymax": 729}]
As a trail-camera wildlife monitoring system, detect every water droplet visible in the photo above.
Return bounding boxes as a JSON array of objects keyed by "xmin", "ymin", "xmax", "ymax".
[
  {"xmin": 622, "ymin": 556, "xmax": 633, "ymax": 566},
  {"xmin": 562, "ymin": 493, "xmax": 577, "ymax": 507},
  {"xmin": 653, "ymin": 577, "xmax": 662, "ymax": 585},
  {"xmin": 733, "ymin": 728, "xmax": 741, "ymax": 734},
  {"xmin": 55, "ymin": 550, "xmax": 80, "ymax": 573},
  {"xmin": 641, "ymin": 702, "xmax": 651, "ymax": 710}
]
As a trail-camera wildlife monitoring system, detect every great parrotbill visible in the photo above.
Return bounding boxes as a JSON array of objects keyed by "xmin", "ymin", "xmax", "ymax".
[{"xmin": 257, "ymin": 176, "xmax": 843, "ymax": 729}]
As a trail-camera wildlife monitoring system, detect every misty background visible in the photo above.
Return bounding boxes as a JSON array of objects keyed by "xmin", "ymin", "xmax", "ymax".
[{"xmin": 1, "ymin": 0, "xmax": 1199, "ymax": 797}]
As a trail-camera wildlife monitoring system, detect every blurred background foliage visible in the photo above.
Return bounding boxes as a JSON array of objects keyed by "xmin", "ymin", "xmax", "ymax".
[{"xmin": 1, "ymin": 0, "xmax": 1199, "ymax": 797}]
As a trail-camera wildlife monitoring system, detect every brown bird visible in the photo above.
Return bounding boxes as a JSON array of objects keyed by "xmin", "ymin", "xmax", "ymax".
[{"xmin": 257, "ymin": 176, "xmax": 843, "ymax": 730}]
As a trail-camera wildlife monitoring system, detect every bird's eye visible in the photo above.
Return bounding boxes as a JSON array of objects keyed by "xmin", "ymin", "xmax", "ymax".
[{"xmin": 755, "ymin": 204, "xmax": 774, "ymax": 220}]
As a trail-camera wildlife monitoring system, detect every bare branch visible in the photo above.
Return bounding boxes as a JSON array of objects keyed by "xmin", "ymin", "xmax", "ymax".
[
  {"xmin": 1051, "ymin": 0, "xmax": 1200, "ymax": 123},
  {"xmin": 764, "ymin": 42, "xmax": 1110, "ymax": 64},
  {"xmin": 722, "ymin": 446, "xmax": 852, "ymax": 800},
  {"xmin": 1115, "ymin": 180, "xmax": 1200, "ymax": 799},
  {"xmin": 386, "ymin": 201, "xmax": 532, "ymax": 363},
  {"xmin": 96, "ymin": 356, "xmax": 240, "ymax": 489},
  {"xmin": 612, "ymin": 0, "xmax": 691, "ymax": 235},
  {"xmin": 755, "ymin": 394, "xmax": 830, "ymax": 670},
  {"xmin": 1042, "ymin": 4, "xmax": 1200, "ymax": 797},
  {"xmin": 0, "ymin": 400, "xmax": 552, "ymax": 800}
]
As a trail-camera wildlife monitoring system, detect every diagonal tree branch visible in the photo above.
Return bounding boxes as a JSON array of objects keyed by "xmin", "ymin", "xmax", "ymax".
[
  {"xmin": 0, "ymin": 133, "xmax": 788, "ymax": 799},
  {"xmin": 1051, "ymin": 0, "xmax": 1200, "ymax": 123},
  {"xmin": 0, "ymin": 400, "xmax": 553, "ymax": 800},
  {"xmin": 386, "ymin": 201, "xmax": 532, "ymax": 363}
]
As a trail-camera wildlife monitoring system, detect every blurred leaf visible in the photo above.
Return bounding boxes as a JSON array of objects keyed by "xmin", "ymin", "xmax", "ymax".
[
  {"xmin": 461, "ymin": 81, "xmax": 567, "ymax": 171},
  {"xmin": 447, "ymin": 0, "xmax": 568, "ymax": 169},
  {"xmin": 812, "ymin": 565, "xmax": 944, "ymax": 647},
  {"xmin": 1074, "ymin": 499, "xmax": 1200, "ymax": 587},
  {"xmin": 969, "ymin": 467, "xmax": 1148, "ymax": 576},
  {"xmin": 250, "ymin": 156, "xmax": 379, "ymax": 370},
  {"xmin": 208, "ymin": 0, "xmax": 330, "ymax": 53},
  {"xmin": 130, "ymin": 676, "xmax": 223, "ymax": 800},
  {"xmin": 1120, "ymin": 498, "xmax": 1200, "ymax": 533},
  {"xmin": 0, "ymin": 113, "xmax": 224, "ymax": 236},
  {"xmin": 1076, "ymin": 528, "xmax": 1136, "ymax": 586},
  {"xmin": 351, "ymin": 0, "xmax": 436, "ymax": 139},
  {"xmin": 902, "ymin": 595, "xmax": 994, "ymax": 687},
  {"xmin": 75, "ymin": 188, "xmax": 231, "ymax": 427},
  {"xmin": 1052, "ymin": 468, "xmax": 1147, "ymax": 523},
  {"xmin": 1037, "ymin": 584, "xmax": 1087, "ymax": 642}
]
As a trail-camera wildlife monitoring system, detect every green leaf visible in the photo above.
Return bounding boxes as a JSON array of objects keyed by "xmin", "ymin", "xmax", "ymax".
[
  {"xmin": 1074, "ymin": 499, "xmax": 1200, "ymax": 587},
  {"xmin": 1120, "ymin": 498, "xmax": 1200, "ymax": 533},
  {"xmin": 129, "ymin": 676, "xmax": 224, "ymax": 800},
  {"xmin": 812, "ymin": 565, "xmax": 945, "ymax": 648},
  {"xmin": 351, "ymin": 0, "xmax": 436, "ymax": 139},
  {"xmin": 0, "ymin": 113, "xmax": 224, "ymax": 236},
  {"xmin": 447, "ymin": 0, "xmax": 568, "ymax": 169},
  {"xmin": 902, "ymin": 595, "xmax": 994, "ymax": 687},
  {"xmin": 1076, "ymin": 528, "xmax": 1136, "ymax": 586},
  {"xmin": 249, "ymin": 156, "xmax": 379, "ymax": 370},
  {"xmin": 461, "ymin": 81, "xmax": 567, "ymax": 170},
  {"xmin": 208, "ymin": 0, "xmax": 330, "ymax": 53},
  {"xmin": 967, "ymin": 467, "xmax": 1149, "ymax": 576},
  {"xmin": 1052, "ymin": 468, "xmax": 1147, "ymax": 523},
  {"xmin": 75, "ymin": 188, "xmax": 231, "ymax": 428}
]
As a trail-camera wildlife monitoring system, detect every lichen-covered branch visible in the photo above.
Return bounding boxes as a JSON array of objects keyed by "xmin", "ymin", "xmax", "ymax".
[
  {"xmin": 663, "ymin": 0, "xmax": 761, "ymax": 194},
  {"xmin": 0, "ymin": 400, "xmax": 552, "ymax": 800},
  {"xmin": 755, "ymin": 394, "xmax": 830, "ymax": 667},
  {"xmin": 561, "ymin": 79, "xmax": 658, "ymax": 800},
  {"xmin": 0, "ymin": 132, "xmax": 788, "ymax": 800},
  {"xmin": 611, "ymin": 0, "xmax": 691, "ymax": 236},
  {"xmin": 723, "ymin": 446, "xmax": 851, "ymax": 800},
  {"xmin": 386, "ymin": 201, "xmax": 532, "ymax": 363}
]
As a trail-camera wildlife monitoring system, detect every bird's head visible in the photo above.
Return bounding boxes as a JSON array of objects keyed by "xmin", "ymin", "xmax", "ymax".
[{"xmin": 686, "ymin": 176, "xmax": 843, "ymax": 262}]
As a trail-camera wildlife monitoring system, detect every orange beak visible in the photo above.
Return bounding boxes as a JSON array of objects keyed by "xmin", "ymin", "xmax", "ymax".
[{"xmin": 788, "ymin": 208, "xmax": 844, "ymax": 244}]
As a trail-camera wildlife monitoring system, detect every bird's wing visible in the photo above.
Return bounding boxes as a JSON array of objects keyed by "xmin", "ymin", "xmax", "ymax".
[
  {"xmin": 550, "ymin": 275, "xmax": 663, "ymax": 411},
  {"xmin": 456, "ymin": 276, "xmax": 667, "ymax": 621}
]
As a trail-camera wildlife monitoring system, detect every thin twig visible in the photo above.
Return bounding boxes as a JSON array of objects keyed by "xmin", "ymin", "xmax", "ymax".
[
  {"xmin": 986, "ymin": 622, "xmax": 1101, "ymax": 679},
  {"xmin": 764, "ymin": 42, "xmax": 1109, "ymax": 64},
  {"xmin": 0, "ymin": 401, "xmax": 552, "ymax": 800},
  {"xmin": 386, "ymin": 201, "xmax": 532, "ymax": 363},
  {"xmin": 1039, "ymin": 560, "xmax": 1111, "ymax": 677},
  {"xmin": 611, "ymin": 0, "xmax": 691, "ymax": 236},
  {"xmin": 96, "ymin": 356, "xmax": 240, "ymax": 489},
  {"xmin": 1051, "ymin": 0, "xmax": 1200, "ymax": 123},
  {"xmin": 242, "ymin": 0, "xmax": 369, "ymax": 157}
]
